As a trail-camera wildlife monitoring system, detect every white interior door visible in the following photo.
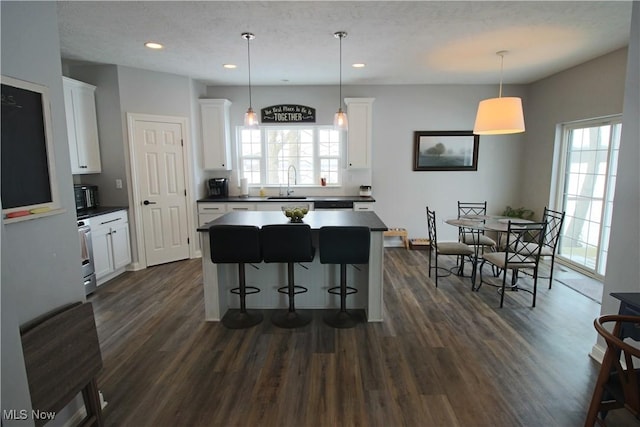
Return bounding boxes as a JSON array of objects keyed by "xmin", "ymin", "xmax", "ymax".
[{"xmin": 133, "ymin": 119, "xmax": 190, "ymax": 266}]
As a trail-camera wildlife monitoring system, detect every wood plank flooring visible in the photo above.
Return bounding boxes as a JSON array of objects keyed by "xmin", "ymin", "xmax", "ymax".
[{"xmin": 88, "ymin": 248, "xmax": 638, "ymax": 426}]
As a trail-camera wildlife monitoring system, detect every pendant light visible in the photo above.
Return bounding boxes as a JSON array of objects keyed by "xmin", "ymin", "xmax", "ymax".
[
  {"xmin": 473, "ymin": 51, "xmax": 525, "ymax": 135},
  {"xmin": 242, "ymin": 32, "xmax": 259, "ymax": 128},
  {"xmin": 333, "ymin": 31, "xmax": 348, "ymax": 131}
]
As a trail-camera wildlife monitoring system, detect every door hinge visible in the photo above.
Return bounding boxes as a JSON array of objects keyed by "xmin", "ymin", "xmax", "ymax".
[
  {"xmin": 184, "ymin": 189, "xmax": 187, "ymax": 196},
  {"xmin": 187, "ymin": 237, "xmax": 190, "ymax": 244},
  {"xmin": 181, "ymin": 139, "xmax": 184, "ymax": 147}
]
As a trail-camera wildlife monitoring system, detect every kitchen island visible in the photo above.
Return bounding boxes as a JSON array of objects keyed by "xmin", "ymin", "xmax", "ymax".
[{"xmin": 197, "ymin": 210, "xmax": 388, "ymax": 322}]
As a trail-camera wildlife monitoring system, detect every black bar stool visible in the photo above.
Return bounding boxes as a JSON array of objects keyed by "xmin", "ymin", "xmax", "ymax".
[
  {"xmin": 209, "ymin": 225, "xmax": 263, "ymax": 329},
  {"xmin": 261, "ymin": 224, "xmax": 315, "ymax": 328},
  {"xmin": 319, "ymin": 226, "xmax": 370, "ymax": 328}
]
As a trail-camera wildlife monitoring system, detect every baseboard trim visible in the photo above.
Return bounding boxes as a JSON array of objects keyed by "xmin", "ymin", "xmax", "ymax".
[{"xmin": 589, "ymin": 343, "xmax": 606, "ymax": 364}]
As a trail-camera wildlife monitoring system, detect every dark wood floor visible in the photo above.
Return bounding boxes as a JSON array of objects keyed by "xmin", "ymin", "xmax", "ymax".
[{"xmin": 89, "ymin": 248, "xmax": 637, "ymax": 426}]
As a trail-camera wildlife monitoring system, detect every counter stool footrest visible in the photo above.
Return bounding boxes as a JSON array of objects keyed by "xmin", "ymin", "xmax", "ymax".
[
  {"xmin": 276, "ymin": 285, "xmax": 308, "ymax": 295},
  {"xmin": 327, "ymin": 286, "xmax": 358, "ymax": 296},
  {"xmin": 230, "ymin": 286, "xmax": 260, "ymax": 295}
]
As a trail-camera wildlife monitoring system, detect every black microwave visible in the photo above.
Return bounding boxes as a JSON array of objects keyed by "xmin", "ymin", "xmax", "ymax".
[{"xmin": 74, "ymin": 185, "xmax": 99, "ymax": 211}]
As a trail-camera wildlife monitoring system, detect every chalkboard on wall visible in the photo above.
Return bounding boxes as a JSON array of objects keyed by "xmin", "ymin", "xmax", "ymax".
[{"xmin": 1, "ymin": 75, "xmax": 60, "ymax": 221}]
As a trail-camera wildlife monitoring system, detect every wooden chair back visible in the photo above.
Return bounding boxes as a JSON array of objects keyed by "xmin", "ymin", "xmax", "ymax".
[{"xmin": 585, "ymin": 314, "xmax": 640, "ymax": 426}]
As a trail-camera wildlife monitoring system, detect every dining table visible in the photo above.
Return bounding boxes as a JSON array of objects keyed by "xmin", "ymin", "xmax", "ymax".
[{"xmin": 444, "ymin": 215, "xmax": 535, "ymax": 288}]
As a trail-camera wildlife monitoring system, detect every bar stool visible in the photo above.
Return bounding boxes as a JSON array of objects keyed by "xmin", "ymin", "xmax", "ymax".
[
  {"xmin": 261, "ymin": 224, "xmax": 315, "ymax": 328},
  {"xmin": 209, "ymin": 225, "xmax": 263, "ymax": 329},
  {"xmin": 319, "ymin": 226, "xmax": 370, "ymax": 328}
]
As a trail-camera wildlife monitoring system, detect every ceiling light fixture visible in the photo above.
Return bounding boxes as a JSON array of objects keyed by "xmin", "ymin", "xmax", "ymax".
[
  {"xmin": 242, "ymin": 32, "xmax": 259, "ymax": 128},
  {"xmin": 473, "ymin": 51, "xmax": 525, "ymax": 135},
  {"xmin": 144, "ymin": 42, "xmax": 164, "ymax": 50},
  {"xmin": 333, "ymin": 31, "xmax": 348, "ymax": 131},
  {"xmin": 352, "ymin": 63, "xmax": 366, "ymax": 68},
  {"xmin": 223, "ymin": 64, "xmax": 237, "ymax": 69}
]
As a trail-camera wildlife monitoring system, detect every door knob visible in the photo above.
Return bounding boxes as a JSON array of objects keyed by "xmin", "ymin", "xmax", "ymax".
[{"xmin": 143, "ymin": 200, "xmax": 156, "ymax": 205}]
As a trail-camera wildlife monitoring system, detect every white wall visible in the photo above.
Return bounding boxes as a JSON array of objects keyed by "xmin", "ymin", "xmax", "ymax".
[
  {"xmin": 600, "ymin": 3, "xmax": 640, "ymax": 312},
  {"xmin": 1, "ymin": 2, "xmax": 85, "ymax": 426},
  {"xmin": 205, "ymin": 83, "xmax": 527, "ymax": 241},
  {"xmin": 522, "ymin": 48, "xmax": 627, "ymax": 212}
]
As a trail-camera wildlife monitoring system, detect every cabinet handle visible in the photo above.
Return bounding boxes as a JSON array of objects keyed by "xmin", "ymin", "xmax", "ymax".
[
  {"xmin": 80, "ymin": 165, "xmax": 88, "ymax": 168},
  {"xmin": 112, "ymin": 230, "xmax": 117, "ymax": 234},
  {"xmin": 202, "ymin": 208, "xmax": 222, "ymax": 211},
  {"xmin": 100, "ymin": 218, "xmax": 122, "ymax": 225}
]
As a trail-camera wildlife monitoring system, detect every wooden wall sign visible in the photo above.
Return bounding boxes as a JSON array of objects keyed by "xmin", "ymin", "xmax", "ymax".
[{"xmin": 261, "ymin": 104, "xmax": 316, "ymax": 123}]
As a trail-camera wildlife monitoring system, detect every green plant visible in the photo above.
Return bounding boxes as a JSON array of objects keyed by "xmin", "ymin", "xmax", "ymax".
[{"xmin": 502, "ymin": 206, "xmax": 535, "ymax": 220}]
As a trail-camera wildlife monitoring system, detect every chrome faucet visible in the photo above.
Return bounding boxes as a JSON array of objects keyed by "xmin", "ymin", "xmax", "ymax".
[{"xmin": 286, "ymin": 165, "xmax": 297, "ymax": 196}]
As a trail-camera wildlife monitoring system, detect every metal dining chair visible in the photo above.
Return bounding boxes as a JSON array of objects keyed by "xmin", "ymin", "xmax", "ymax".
[
  {"xmin": 426, "ymin": 207, "xmax": 474, "ymax": 288},
  {"xmin": 539, "ymin": 207, "xmax": 566, "ymax": 289},
  {"xmin": 457, "ymin": 201, "xmax": 497, "ymax": 249},
  {"xmin": 477, "ymin": 220, "xmax": 547, "ymax": 307}
]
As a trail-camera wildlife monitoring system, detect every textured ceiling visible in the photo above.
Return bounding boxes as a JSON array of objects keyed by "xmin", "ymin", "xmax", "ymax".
[{"xmin": 57, "ymin": 1, "xmax": 632, "ymax": 86}]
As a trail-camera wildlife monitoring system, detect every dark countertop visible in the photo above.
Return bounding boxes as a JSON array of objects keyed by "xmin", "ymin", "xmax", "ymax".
[
  {"xmin": 197, "ymin": 210, "xmax": 387, "ymax": 232},
  {"xmin": 77, "ymin": 206, "xmax": 128, "ymax": 220},
  {"xmin": 197, "ymin": 195, "xmax": 375, "ymax": 203}
]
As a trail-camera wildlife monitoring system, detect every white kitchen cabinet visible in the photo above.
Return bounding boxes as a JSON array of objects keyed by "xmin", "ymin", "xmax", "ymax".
[
  {"xmin": 198, "ymin": 203, "xmax": 226, "ymax": 226},
  {"xmin": 345, "ymin": 98, "xmax": 375, "ymax": 169},
  {"xmin": 353, "ymin": 202, "xmax": 375, "ymax": 211},
  {"xmin": 92, "ymin": 210, "xmax": 131, "ymax": 285},
  {"xmin": 63, "ymin": 77, "xmax": 101, "ymax": 174},
  {"xmin": 226, "ymin": 203, "xmax": 256, "ymax": 212},
  {"xmin": 200, "ymin": 99, "xmax": 232, "ymax": 170}
]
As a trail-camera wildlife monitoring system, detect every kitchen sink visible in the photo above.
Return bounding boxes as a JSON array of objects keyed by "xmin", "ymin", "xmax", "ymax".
[{"xmin": 267, "ymin": 196, "xmax": 307, "ymax": 200}]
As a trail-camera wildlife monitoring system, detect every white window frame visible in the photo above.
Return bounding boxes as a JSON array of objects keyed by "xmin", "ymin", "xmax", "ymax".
[
  {"xmin": 552, "ymin": 115, "xmax": 622, "ymax": 278},
  {"xmin": 236, "ymin": 125, "xmax": 343, "ymax": 187}
]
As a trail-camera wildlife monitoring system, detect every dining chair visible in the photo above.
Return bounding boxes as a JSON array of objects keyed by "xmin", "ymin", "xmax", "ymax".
[
  {"xmin": 539, "ymin": 207, "xmax": 566, "ymax": 289},
  {"xmin": 457, "ymin": 201, "xmax": 497, "ymax": 249},
  {"xmin": 585, "ymin": 314, "xmax": 640, "ymax": 426},
  {"xmin": 477, "ymin": 220, "xmax": 546, "ymax": 307},
  {"xmin": 426, "ymin": 207, "xmax": 474, "ymax": 288}
]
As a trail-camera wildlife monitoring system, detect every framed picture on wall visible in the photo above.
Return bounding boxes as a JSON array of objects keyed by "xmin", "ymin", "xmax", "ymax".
[{"xmin": 413, "ymin": 130, "xmax": 479, "ymax": 171}]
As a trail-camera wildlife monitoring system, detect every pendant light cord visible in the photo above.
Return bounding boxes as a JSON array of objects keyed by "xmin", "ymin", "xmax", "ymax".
[
  {"xmin": 339, "ymin": 34, "xmax": 343, "ymax": 108},
  {"xmin": 247, "ymin": 35, "xmax": 253, "ymax": 108},
  {"xmin": 497, "ymin": 50, "xmax": 508, "ymax": 99}
]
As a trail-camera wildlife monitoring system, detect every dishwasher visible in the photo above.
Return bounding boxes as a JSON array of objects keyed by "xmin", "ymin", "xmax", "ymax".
[{"xmin": 314, "ymin": 200, "xmax": 354, "ymax": 211}]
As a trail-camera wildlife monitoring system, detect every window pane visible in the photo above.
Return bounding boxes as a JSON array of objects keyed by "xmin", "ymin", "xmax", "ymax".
[{"xmin": 557, "ymin": 118, "xmax": 622, "ymax": 278}]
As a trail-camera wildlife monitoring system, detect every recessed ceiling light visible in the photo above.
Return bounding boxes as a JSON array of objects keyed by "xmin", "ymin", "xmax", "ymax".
[
  {"xmin": 352, "ymin": 63, "xmax": 366, "ymax": 68},
  {"xmin": 223, "ymin": 64, "xmax": 237, "ymax": 69},
  {"xmin": 144, "ymin": 42, "xmax": 164, "ymax": 50}
]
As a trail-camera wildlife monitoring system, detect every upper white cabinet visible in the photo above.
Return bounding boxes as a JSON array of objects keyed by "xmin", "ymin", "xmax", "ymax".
[
  {"xmin": 63, "ymin": 77, "xmax": 101, "ymax": 174},
  {"xmin": 345, "ymin": 98, "xmax": 375, "ymax": 169},
  {"xmin": 200, "ymin": 99, "xmax": 232, "ymax": 170}
]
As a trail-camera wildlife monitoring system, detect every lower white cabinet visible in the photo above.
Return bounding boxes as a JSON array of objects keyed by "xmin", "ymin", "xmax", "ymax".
[
  {"xmin": 92, "ymin": 210, "xmax": 131, "ymax": 285},
  {"xmin": 353, "ymin": 202, "xmax": 375, "ymax": 211},
  {"xmin": 198, "ymin": 203, "xmax": 226, "ymax": 226}
]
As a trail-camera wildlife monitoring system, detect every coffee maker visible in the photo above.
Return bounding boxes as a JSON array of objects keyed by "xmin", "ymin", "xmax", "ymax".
[{"xmin": 207, "ymin": 178, "xmax": 229, "ymax": 198}]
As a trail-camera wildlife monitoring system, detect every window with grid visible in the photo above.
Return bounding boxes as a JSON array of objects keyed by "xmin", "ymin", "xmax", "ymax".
[
  {"xmin": 554, "ymin": 117, "xmax": 622, "ymax": 278},
  {"xmin": 237, "ymin": 126, "xmax": 342, "ymax": 186}
]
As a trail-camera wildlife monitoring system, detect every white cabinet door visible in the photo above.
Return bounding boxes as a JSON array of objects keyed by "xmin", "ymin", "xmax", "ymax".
[
  {"xmin": 345, "ymin": 98, "xmax": 375, "ymax": 169},
  {"xmin": 111, "ymin": 222, "xmax": 132, "ymax": 270},
  {"xmin": 200, "ymin": 99, "xmax": 232, "ymax": 170},
  {"xmin": 63, "ymin": 77, "xmax": 101, "ymax": 174},
  {"xmin": 92, "ymin": 226, "xmax": 113, "ymax": 280},
  {"xmin": 91, "ymin": 210, "xmax": 131, "ymax": 283}
]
